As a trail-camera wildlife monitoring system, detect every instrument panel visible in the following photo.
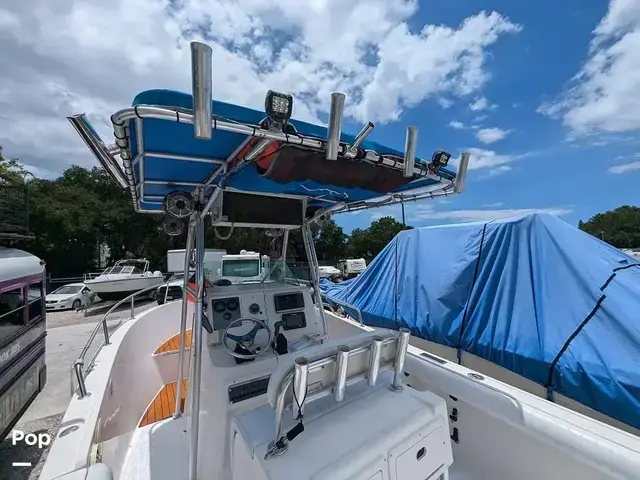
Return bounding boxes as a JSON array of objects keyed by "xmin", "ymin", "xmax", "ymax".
[
  {"xmin": 205, "ymin": 283, "xmax": 321, "ymax": 343},
  {"xmin": 211, "ymin": 297, "xmax": 242, "ymax": 331}
]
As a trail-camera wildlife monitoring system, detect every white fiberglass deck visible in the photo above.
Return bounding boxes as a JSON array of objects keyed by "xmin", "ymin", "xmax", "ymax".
[{"xmin": 41, "ymin": 293, "xmax": 640, "ymax": 480}]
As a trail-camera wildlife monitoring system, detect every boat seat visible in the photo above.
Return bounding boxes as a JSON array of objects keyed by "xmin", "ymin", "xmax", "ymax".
[
  {"xmin": 154, "ymin": 329, "xmax": 192, "ymax": 355},
  {"xmin": 266, "ymin": 328, "xmax": 395, "ymax": 408},
  {"xmin": 139, "ymin": 380, "xmax": 188, "ymax": 427}
]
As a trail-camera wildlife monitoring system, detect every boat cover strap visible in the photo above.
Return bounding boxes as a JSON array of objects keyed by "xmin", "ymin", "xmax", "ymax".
[
  {"xmin": 456, "ymin": 222, "xmax": 488, "ymax": 365},
  {"xmin": 545, "ymin": 262, "xmax": 640, "ymax": 400}
]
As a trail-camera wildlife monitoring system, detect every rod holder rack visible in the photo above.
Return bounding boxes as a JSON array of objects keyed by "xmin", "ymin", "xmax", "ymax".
[
  {"xmin": 454, "ymin": 152, "xmax": 470, "ymax": 194},
  {"xmin": 326, "ymin": 93, "xmax": 345, "ymax": 160},
  {"xmin": 403, "ymin": 127, "xmax": 417, "ymax": 178},
  {"xmin": 269, "ymin": 330, "xmax": 409, "ymax": 456},
  {"xmin": 190, "ymin": 42, "xmax": 213, "ymax": 140}
]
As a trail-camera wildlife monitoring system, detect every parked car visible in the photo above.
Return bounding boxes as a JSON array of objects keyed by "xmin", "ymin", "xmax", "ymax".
[
  {"xmin": 156, "ymin": 273, "xmax": 185, "ymax": 305},
  {"xmin": 46, "ymin": 283, "xmax": 97, "ymax": 311}
]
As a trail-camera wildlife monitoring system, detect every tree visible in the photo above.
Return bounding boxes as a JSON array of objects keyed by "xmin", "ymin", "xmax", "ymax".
[
  {"xmin": 315, "ymin": 218, "xmax": 347, "ymax": 263},
  {"xmin": 0, "ymin": 146, "xmax": 29, "ymax": 183},
  {"xmin": 579, "ymin": 205, "xmax": 640, "ymax": 248},
  {"xmin": 347, "ymin": 216, "xmax": 411, "ymax": 260}
]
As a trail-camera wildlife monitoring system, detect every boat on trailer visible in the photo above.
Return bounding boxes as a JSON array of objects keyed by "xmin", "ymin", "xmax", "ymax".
[
  {"xmin": 41, "ymin": 42, "xmax": 640, "ymax": 480},
  {"xmin": 84, "ymin": 259, "xmax": 164, "ymax": 301}
]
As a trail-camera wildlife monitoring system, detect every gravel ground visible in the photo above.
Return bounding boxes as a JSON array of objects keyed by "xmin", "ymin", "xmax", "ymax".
[
  {"xmin": 0, "ymin": 299, "xmax": 159, "ymax": 479},
  {"xmin": 0, "ymin": 414, "xmax": 64, "ymax": 480}
]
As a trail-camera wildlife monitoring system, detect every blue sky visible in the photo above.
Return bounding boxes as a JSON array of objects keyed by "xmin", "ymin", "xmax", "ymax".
[
  {"xmin": 0, "ymin": 0, "xmax": 638, "ymax": 235},
  {"xmin": 333, "ymin": 0, "xmax": 640, "ymax": 233}
]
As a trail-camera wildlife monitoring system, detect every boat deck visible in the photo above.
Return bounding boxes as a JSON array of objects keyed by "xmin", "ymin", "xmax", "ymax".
[
  {"xmin": 154, "ymin": 329, "xmax": 192, "ymax": 354},
  {"xmin": 139, "ymin": 380, "xmax": 189, "ymax": 427}
]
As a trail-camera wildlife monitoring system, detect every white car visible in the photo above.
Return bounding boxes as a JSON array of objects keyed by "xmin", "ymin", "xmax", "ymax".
[{"xmin": 46, "ymin": 283, "xmax": 97, "ymax": 311}]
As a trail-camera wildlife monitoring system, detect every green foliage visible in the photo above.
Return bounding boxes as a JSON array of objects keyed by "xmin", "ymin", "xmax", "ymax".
[
  {"xmin": 0, "ymin": 146, "xmax": 28, "ymax": 183},
  {"xmin": 579, "ymin": 205, "xmax": 640, "ymax": 248},
  {"xmin": 314, "ymin": 219, "xmax": 347, "ymax": 263},
  {"xmin": 347, "ymin": 216, "xmax": 411, "ymax": 260}
]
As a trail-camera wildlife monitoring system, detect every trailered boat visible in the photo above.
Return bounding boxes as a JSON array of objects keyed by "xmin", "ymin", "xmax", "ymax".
[
  {"xmin": 84, "ymin": 259, "xmax": 164, "ymax": 301},
  {"xmin": 40, "ymin": 42, "xmax": 640, "ymax": 480}
]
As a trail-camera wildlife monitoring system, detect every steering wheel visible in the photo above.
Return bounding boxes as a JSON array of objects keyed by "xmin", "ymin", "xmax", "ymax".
[{"xmin": 222, "ymin": 317, "xmax": 272, "ymax": 360}]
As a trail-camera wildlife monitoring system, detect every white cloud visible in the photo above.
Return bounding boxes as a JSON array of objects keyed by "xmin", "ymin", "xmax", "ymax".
[
  {"xmin": 482, "ymin": 202, "xmax": 505, "ymax": 207},
  {"xmin": 469, "ymin": 97, "xmax": 488, "ymax": 111},
  {"xmin": 409, "ymin": 205, "xmax": 572, "ymax": 223},
  {"xmin": 539, "ymin": 0, "xmax": 640, "ymax": 135},
  {"xmin": 475, "ymin": 127, "xmax": 511, "ymax": 144},
  {"xmin": 454, "ymin": 147, "xmax": 515, "ymax": 170},
  {"xmin": 449, "ymin": 120, "xmax": 466, "ymax": 129},
  {"xmin": 469, "ymin": 96, "xmax": 497, "ymax": 111},
  {"xmin": 437, "ymin": 98, "xmax": 454, "ymax": 109},
  {"xmin": 608, "ymin": 160, "xmax": 640, "ymax": 173},
  {"xmin": 0, "ymin": 2, "xmax": 520, "ymax": 175}
]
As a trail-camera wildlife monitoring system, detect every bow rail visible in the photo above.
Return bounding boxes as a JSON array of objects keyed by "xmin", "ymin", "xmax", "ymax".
[{"xmin": 71, "ymin": 283, "xmax": 167, "ymax": 398}]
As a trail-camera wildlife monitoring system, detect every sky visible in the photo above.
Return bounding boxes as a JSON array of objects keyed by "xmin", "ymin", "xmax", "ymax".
[{"xmin": 0, "ymin": 0, "xmax": 639, "ymax": 234}]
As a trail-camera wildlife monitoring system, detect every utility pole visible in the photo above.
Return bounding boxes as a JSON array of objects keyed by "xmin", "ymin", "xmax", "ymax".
[{"xmin": 401, "ymin": 202, "xmax": 406, "ymax": 227}]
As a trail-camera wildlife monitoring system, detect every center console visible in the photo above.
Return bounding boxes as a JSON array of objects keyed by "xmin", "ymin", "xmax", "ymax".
[{"xmin": 205, "ymin": 282, "xmax": 322, "ymax": 350}]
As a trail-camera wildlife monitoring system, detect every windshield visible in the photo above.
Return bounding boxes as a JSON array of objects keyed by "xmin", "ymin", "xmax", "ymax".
[
  {"xmin": 103, "ymin": 266, "xmax": 124, "ymax": 275},
  {"xmin": 222, "ymin": 259, "xmax": 260, "ymax": 278},
  {"xmin": 52, "ymin": 285, "xmax": 83, "ymax": 295}
]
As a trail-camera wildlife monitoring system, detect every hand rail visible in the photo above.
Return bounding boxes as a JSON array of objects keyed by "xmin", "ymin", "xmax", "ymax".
[
  {"xmin": 71, "ymin": 282, "xmax": 166, "ymax": 398},
  {"xmin": 266, "ymin": 329, "xmax": 409, "ymax": 458}
]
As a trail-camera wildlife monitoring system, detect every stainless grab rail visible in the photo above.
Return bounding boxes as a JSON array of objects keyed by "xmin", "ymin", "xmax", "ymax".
[{"xmin": 70, "ymin": 282, "xmax": 166, "ymax": 398}]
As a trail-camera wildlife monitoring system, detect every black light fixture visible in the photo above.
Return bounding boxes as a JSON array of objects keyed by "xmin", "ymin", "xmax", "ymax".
[
  {"xmin": 265, "ymin": 90, "xmax": 293, "ymax": 126},
  {"xmin": 432, "ymin": 149, "xmax": 451, "ymax": 170}
]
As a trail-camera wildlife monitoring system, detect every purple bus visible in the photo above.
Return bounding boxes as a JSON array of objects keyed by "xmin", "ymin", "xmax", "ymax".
[
  {"xmin": 0, "ymin": 172, "xmax": 47, "ymax": 439},
  {"xmin": 0, "ymin": 247, "xmax": 47, "ymax": 439}
]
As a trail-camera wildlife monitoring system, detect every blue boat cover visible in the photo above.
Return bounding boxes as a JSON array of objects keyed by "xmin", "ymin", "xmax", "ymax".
[
  {"xmin": 320, "ymin": 213, "xmax": 640, "ymax": 429},
  {"xmin": 129, "ymin": 90, "xmax": 456, "ymax": 212}
]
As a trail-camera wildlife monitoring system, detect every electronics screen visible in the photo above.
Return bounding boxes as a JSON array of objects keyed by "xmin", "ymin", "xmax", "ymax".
[
  {"xmin": 281, "ymin": 312, "xmax": 307, "ymax": 330},
  {"xmin": 273, "ymin": 292, "xmax": 305, "ymax": 312}
]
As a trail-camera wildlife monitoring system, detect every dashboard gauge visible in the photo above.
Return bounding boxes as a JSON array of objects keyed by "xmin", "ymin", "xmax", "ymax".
[{"xmin": 227, "ymin": 298, "xmax": 239, "ymax": 311}]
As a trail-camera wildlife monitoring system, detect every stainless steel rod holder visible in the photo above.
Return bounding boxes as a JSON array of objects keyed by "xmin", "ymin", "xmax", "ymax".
[
  {"xmin": 346, "ymin": 122, "xmax": 374, "ymax": 157},
  {"xmin": 454, "ymin": 151, "xmax": 470, "ymax": 194},
  {"xmin": 334, "ymin": 345, "xmax": 350, "ymax": 402},
  {"xmin": 391, "ymin": 328, "xmax": 411, "ymax": 391},
  {"xmin": 368, "ymin": 336, "xmax": 384, "ymax": 387},
  {"xmin": 293, "ymin": 357, "xmax": 310, "ymax": 417},
  {"xmin": 326, "ymin": 93, "xmax": 345, "ymax": 160},
  {"xmin": 190, "ymin": 42, "xmax": 213, "ymax": 140},
  {"xmin": 403, "ymin": 127, "xmax": 417, "ymax": 178}
]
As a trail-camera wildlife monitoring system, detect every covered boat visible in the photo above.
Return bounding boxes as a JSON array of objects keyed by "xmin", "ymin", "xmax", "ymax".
[{"xmin": 320, "ymin": 213, "xmax": 640, "ymax": 434}]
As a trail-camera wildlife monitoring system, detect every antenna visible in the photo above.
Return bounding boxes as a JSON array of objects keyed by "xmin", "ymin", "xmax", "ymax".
[{"xmin": 190, "ymin": 42, "xmax": 213, "ymax": 140}]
